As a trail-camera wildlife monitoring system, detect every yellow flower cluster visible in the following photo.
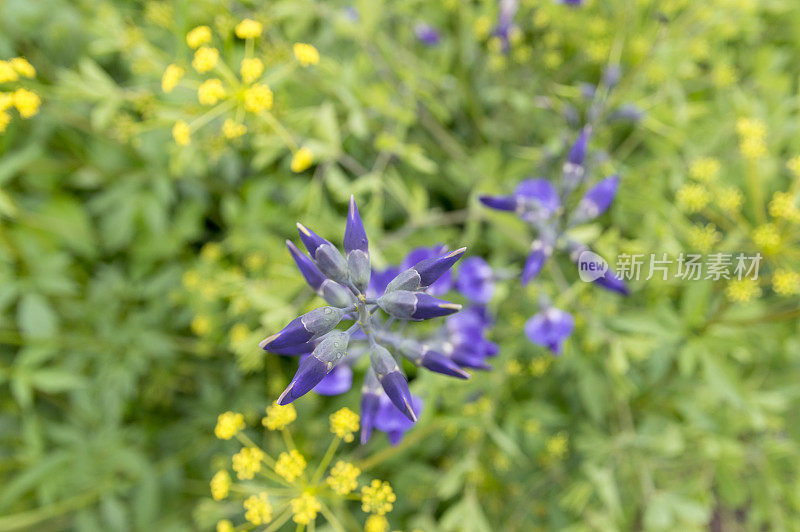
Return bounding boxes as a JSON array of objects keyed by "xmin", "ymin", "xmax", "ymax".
[
  {"xmin": 243, "ymin": 83, "xmax": 273, "ymax": 113},
  {"xmin": 198, "ymin": 78, "xmax": 226, "ymax": 105},
  {"xmin": 787, "ymin": 155, "xmax": 800, "ymax": 179},
  {"xmin": 690, "ymin": 157, "xmax": 721, "ymax": 182},
  {"xmin": 717, "ymin": 186, "xmax": 743, "ymax": 213},
  {"xmin": 275, "ymin": 449, "xmax": 307, "ymax": 482},
  {"xmin": 725, "ymin": 279, "xmax": 761, "ymax": 303},
  {"xmin": 291, "ymin": 147, "xmax": 314, "ymax": 173},
  {"xmin": 232, "ymin": 446, "xmax": 264, "ymax": 480},
  {"xmin": 0, "ymin": 57, "xmax": 40, "ymax": 132},
  {"xmin": 329, "ymin": 407, "xmax": 360, "ymax": 442},
  {"xmin": 676, "ymin": 183, "xmax": 711, "ymax": 213},
  {"xmin": 243, "ymin": 492, "xmax": 272, "ymax": 525},
  {"xmin": 192, "ymin": 46, "xmax": 219, "ymax": 73},
  {"xmin": 214, "ymin": 411, "xmax": 245, "ymax": 440},
  {"xmin": 327, "ymin": 460, "xmax": 361, "ymax": 494},
  {"xmin": 688, "ymin": 223, "xmax": 721, "ymax": 252},
  {"xmin": 222, "ymin": 119, "xmax": 247, "ymax": 139},
  {"xmin": 216, "ymin": 519, "xmax": 234, "ymax": 532},
  {"xmin": 772, "ymin": 269, "xmax": 800, "ymax": 296},
  {"xmin": 290, "ymin": 491, "xmax": 322, "ymax": 524},
  {"xmin": 186, "ymin": 25, "xmax": 212, "ymax": 49},
  {"xmin": 161, "ymin": 64, "xmax": 184, "ymax": 93},
  {"xmin": 530, "ymin": 356, "xmax": 552, "ymax": 377},
  {"xmin": 172, "ymin": 120, "xmax": 191, "ymax": 146},
  {"xmin": 365, "ymin": 514, "xmax": 390, "ymax": 532},
  {"xmin": 293, "ymin": 43, "xmax": 320, "ymax": 66},
  {"xmin": 361, "ymin": 480, "xmax": 396, "ymax": 515},
  {"xmin": 262, "ymin": 401, "xmax": 297, "ymax": 430},
  {"xmin": 235, "ymin": 19, "xmax": 263, "ymax": 40},
  {"xmin": 545, "ymin": 431, "xmax": 569, "ymax": 460},
  {"xmin": 736, "ymin": 118, "xmax": 767, "ymax": 160},
  {"xmin": 210, "ymin": 470, "xmax": 231, "ymax": 500},
  {"xmin": 752, "ymin": 223, "xmax": 781, "ymax": 253},
  {"xmin": 768, "ymin": 191, "xmax": 799, "ymax": 221},
  {"xmin": 240, "ymin": 57, "xmax": 264, "ymax": 84}
]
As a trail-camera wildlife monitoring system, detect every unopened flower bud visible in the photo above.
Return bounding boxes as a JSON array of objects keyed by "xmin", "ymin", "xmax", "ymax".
[
  {"xmin": 369, "ymin": 344, "xmax": 416, "ymax": 422},
  {"xmin": 297, "ymin": 223, "xmax": 348, "ymax": 284},
  {"xmin": 378, "ymin": 290, "xmax": 461, "ymax": 320},
  {"xmin": 261, "ymin": 307, "xmax": 347, "ymax": 350}
]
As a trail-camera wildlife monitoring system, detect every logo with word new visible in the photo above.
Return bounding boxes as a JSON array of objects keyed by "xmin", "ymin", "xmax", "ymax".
[{"xmin": 577, "ymin": 250, "xmax": 608, "ymax": 282}]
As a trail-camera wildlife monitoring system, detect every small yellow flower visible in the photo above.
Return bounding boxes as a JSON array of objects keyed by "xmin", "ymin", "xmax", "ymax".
[
  {"xmin": 361, "ymin": 480, "xmax": 396, "ymax": 515},
  {"xmin": 275, "ymin": 449, "xmax": 307, "ymax": 482},
  {"xmin": 752, "ymin": 224, "xmax": 781, "ymax": 253},
  {"xmin": 172, "ymin": 120, "xmax": 191, "ymax": 146},
  {"xmin": 0, "ymin": 61, "xmax": 18, "ymax": 83},
  {"xmin": 229, "ymin": 323, "xmax": 249, "ymax": 345},
  {"xmin": 186, "ymin": 25, "xmax": 212, "ymax": 49},
  {"xmin": 740, "ymin": 135, "xmax": 767, "ymax": 159},
  {"xmin": 291, "ymin": 147, "xmax": 314, "ymax": 173},
  {"xmin": 676, "ymin": 183, "xmax": 711, "ymax": 213},
  {"xmin": 365, "ymin": 514, "xmax": 390, "ymax": 532},
  {"xmin": 736, "ymin": 118, "xmax": 766, "ymax": 139},
  {"xmin": 10, "ymin": 57, "xmax": 35, "ymax": 78},
  {"xmin": 689, "ymin": 157, "xmax": 721, "ymax": 182},
  {"xmin": 13, "ymin": 89, "xmax": 40, "ymax": 118},
  {"xmin": 529, "ymin": 357, "xmax": 552, "ymax": 377},
  {"xmin": 190, "ymin": 314, "xmax": 210, "ymax": 335},
  {"xmin": 687, "ymin": 223, "xmax": 721, "ymax": 253},
  {"xmin": 235, "ymin": 19, "xmax": 263, "ymax": 39},
  {"xmin": 243, "ymin": 83, "xmax": 273, "ymax": 113},
  {"xmin": 737, "ymin": 118, "xmax": 767, "ymax": 160},
  {"xmin": 712, "ymin": 63, "xmax": 737, "ymax": 88},
  {"xmin": 768, "ymin": 191, "xmax": 799, "ymax": 221},
  {"xmin": 198, "ymin": 78, "xmax": 226, "ymax": 105},
  {"xmin": 222, "ymin": 119, "xmax": 247, "ymax": 139},
  {"xmin": 210, "ymin": 470, "xmax": 231, "ymax": 500},
  {"xmin": 216, "ymin": 519, "xmax": 234, "ymax": 532},
  {"xmin": 192, "ymin": 46, "xmax": 219, "ymax": 73},
  {"xmin": 200, "ymin": 242, "xmax": 222, "ymax": 261},
  {"xmin": 772, "ymin": 269, "xmax": 800, "ymax": 296},
  {"xmin": 725, "ymin": 279, "xmax": 761, "ymax": 303},
  {"xmin": 243, "ymin": 492, "xmax": 272, "ymax": 525},
  {"xmin": 232, "ymin": 446, "xmax": 265, "ymax": 480},
  {"xmin": 240, "ymin": 57, "xmax": 264, "ymax": 84},
  {"xmin": 262, "ymin": 401, "xmax": 297, "ymax": 430},
  {"xmin": 161, "ymin": 64, "xmax": 184, "ymax": 93},
  {"xmin": 182, "ymin": 269, "xmax": 200, "ymax": 289},
  {"xmin": 290, "ymin": 491, "xmax": 322, "ymax": 524},
  {"xmin": 787, "ymin": 155, "xmax": 800, "ymax": 178},
  {"xmin": 330, "ymin": 407, "xmax": 359, "ymax": 442},
  {"xmin": 293, "ymin": 43, "xmax": 320, "ymax": 66},
  {"xmin": 474, "ymin": 16, "xmax": 492, "ymax": 39},
  {"xmin": 545, "ymin": 431, "xmax": 569, "ymax": 460},
  {"xmin": 0, "ymin": 111, "xmax": 9, "ymax": 132},
  {"xmin": 214, "ymin": 411, "xmax": 245, "ymax": 440},
  {"xmin": 717, "ymin": 187, "xmax": 743, "ymax": 213},
  {"xmin": 327, "ymin": 461, "xmax": 361, "ymax": 495}
]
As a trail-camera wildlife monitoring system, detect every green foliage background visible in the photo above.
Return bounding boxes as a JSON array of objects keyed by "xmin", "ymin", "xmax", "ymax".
[{"xmin": 2, "ymin": 0, "xmax": 800, "ymax": 530}]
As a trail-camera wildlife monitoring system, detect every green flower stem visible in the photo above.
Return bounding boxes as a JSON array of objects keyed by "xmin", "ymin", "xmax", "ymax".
[{"xmin": 311, "ymin": 436, "xmax": 341, "ymax": 484}]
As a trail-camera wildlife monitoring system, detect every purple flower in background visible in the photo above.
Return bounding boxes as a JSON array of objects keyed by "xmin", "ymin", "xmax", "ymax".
[
  {"xmin": 457, "ymin": 257, "xmax": 495, "ymax": 304},
  {"xmin": 445, "ymin": 307, "xmax": 498, "ymax": 369},
  {"xmin": 561, "ymin": 0, "xmax": 584, "ymax": 5},
  {"xmin": 494, "ymin": 0, "xmax": 520, "ymax": 52},
  {"xmin": 572, "ymin": 174, "xmax": 620, "ymax": 224},
  {"xmin": 414, "ymin": 23, "xmax": 441, "ymax": 46},
  {"xmin": 367, "ymin": 266, "xmax": 400, "ymax": 298},
  {"xmin": 374, "ymin": 393, "xmax": 424, "ymax": 445},
  {"xmin": 592, "ymin": 268, "xmax": 630, "ymax": 295},
  {"xmin": 313, "ymin": 362, "xmax": 353, "ymax": 396},
  {"xmin": 525, "ymin": 307, "xmax": 574, "ymax": 355}
]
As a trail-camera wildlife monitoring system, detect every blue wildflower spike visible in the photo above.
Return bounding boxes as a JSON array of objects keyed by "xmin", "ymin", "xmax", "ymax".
[
  {"xmin": 260, "ymin": 340, "xmax": 316, "ymax": 356},
  {"xmin": 260, "ymin": 306, "xmax": 348, "ymax": 350},
  {"xmin": 369, "ymin": 343, "xmax": 417, "ymax": 422},
  {"xmin": 297, "ymin": 223, "xmax": 349, "ymax": 284},
  {"xmin": 515, "ymin": 178, "xmax": 561, "ymax": 220},
  {"xmin": 360, "ymin": 367, "xmax": 382, "ymax": 444},
  {"xmin": 479, "ymin": 194, "xmax": 517, "ymax": 211},
  {"xmin": 572, "ymin": 174, "xmax": 620, "ymax": 224},
  {"xmin": 521, "ymin": 240, "xmax": 553, "ymax": 284},
  {"xmin": 378, "ymin": 290, "xmax": 461, "ymax": 320},
  {"xmin": 287, "ymin": 240, "xmax": 352, "ymax": 308},
  {"xmin": 344, "ymin": 195, "xmax": 371, "ymax": 292},
  {"xmin": 593, "ymin": 268, "xmax": 630, "ymax": 295},
  {"xmin": 385, "ymin": 247, "xmax": 467, "ymax": 293},
  {"xmin": 277, "ymin": 331, "xmax": 350, "ymax": 405},
  {"xmin": 524, "ymin": 307, "xmax": 574, "ymax": 355}
]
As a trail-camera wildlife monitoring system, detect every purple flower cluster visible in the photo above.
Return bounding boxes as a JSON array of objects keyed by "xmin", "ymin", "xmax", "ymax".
[
  {"xmin": 480, "ymin": 104, "xmax": 628, "ymax": 354},
  {"xmin": 261, "ymin": 196, "xmax": 484, "ymax": 445}
]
